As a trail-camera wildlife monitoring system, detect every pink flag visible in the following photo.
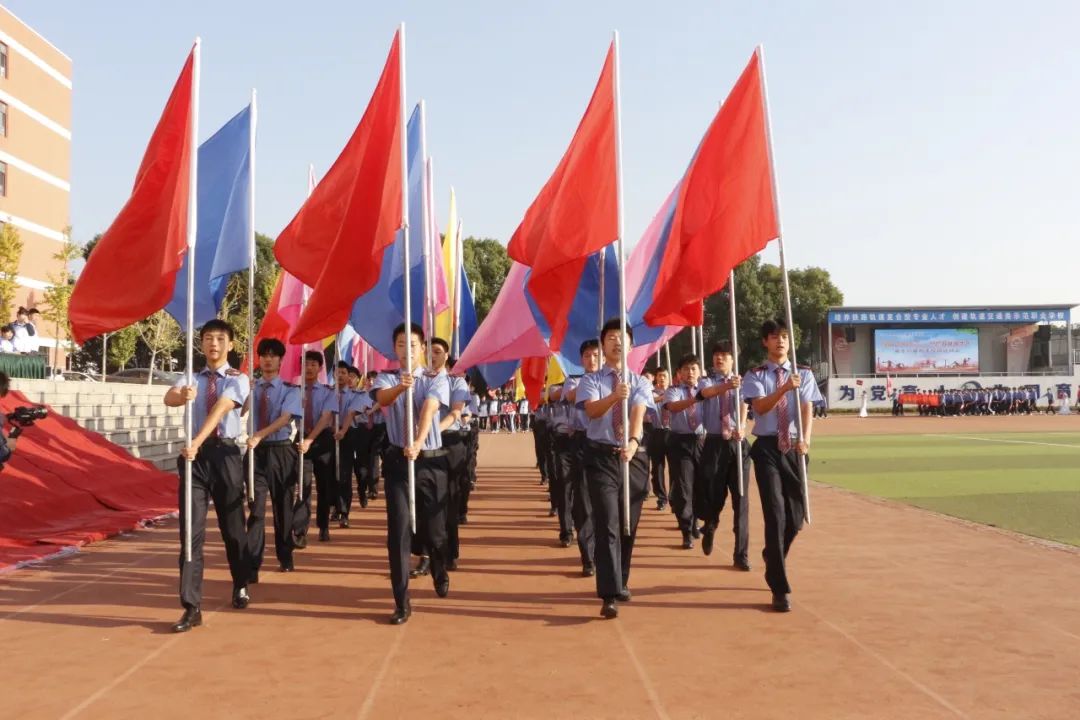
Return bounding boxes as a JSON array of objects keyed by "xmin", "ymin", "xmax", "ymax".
[
  {"xmin": 250, "ymin": 271, "xmax": 327, "ymax": 384},
  {"xmin": 455, "ymin": 262, "xmax": 550, "ymax": 370}
]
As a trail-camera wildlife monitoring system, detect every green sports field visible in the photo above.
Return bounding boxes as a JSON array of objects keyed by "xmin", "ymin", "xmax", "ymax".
[{"xmin": 812, "ymin": 431, "xmax": 1080, "ymax": 546}]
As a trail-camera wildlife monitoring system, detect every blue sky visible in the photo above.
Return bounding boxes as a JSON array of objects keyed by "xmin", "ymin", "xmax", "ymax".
[{"xmin": 10, "ymin": 0, "xmax": 1080, "ymax": 308}]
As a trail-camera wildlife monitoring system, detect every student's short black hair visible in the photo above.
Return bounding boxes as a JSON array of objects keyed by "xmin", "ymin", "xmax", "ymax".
[
  {"xmin": 336, "ymin": 360, "xmax": 351, "ymax": 371},
  {"xmin": 430, "ymin": 337, "xmax": 449, "ymax": 353},
  {"xmin": 200, "ymin": 319, "xmax": 235, "ymax": 341},
  {"xmin": 600, "ymin": 318, "xmax": 633, "ymax": 344},
  {"xmin": 579, "ymin": 338, "xmax": 600, "ymax": 356},
  {"xmin": 759, "ymin": 318, "xmax": 789, "ymax": 340},
  {"xmin": 0, "ymin": 324, "xmax": 12, "ymax": 334},
  {"xmin": 677, "ymin": 354, "xmax": 700, "ymax": 370},
  {"xmin": 346, "ymin": 366, "xmax": 361, "ymax": 377},
  {"xmin": 655, "ymin": 366, "xmax": 670, "ymax": 376},
  {"xmin": 366, "ymin": 370, "xmax": 379, "ymax": 380},
  {"xmin": 304, "ymin": 350, "xmax": 324, "ymax": 367},
  {"xmin": 393, "ymin": 322, "xmax": 425, "ymax": 344},
  {"xmin": 0, "ymin": 371, "xmax": 9, "ymax": 397},
  {"xmin": 16, "ymin": 306, "xmax": 28, "ymax": 315},
  {"xmin": 257, "ymin": 338, "xmax": 286, "ymax": 358},
  {"xmin": 447, "ymin": 358, "xmax": 457, "ymax": 370},
  {"xmin": 711, "ymin": 341, "xmax": 733, "ymax": 356}
]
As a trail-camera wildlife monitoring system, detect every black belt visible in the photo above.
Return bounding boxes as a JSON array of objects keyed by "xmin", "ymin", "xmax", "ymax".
[
  {"xmin": 259, "ymin": 439, "xmax": 294, "ymax": 447},
  {"xmin": 584, "ymin": 439, "xmax": 645, "ymax": 456},
  {"xmin": 203, "ymin": 437, "xmax": 238, "ymax": 448},
  {"xmin": 389, "ymin": 445, "xmax": 448, "ymax": 458}
]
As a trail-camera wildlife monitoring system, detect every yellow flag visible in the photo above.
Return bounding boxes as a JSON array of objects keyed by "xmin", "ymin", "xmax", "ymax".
[{"xmin": 434, "ymin": 187, "xmax": 458, "ymax": 343}]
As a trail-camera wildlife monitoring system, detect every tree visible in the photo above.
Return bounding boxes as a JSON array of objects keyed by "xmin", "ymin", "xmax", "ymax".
[
  {"xmin": 0, "ymin": 223, "xmax": 24, "ymax": 320},
  {"xmin": 215, "ymin": 232, "xmax": 278, "ymax": 362},
  {"xmin": 136, "ymin": 311, "xmax": 182, "ymax": 381},
  {"xmin": 461, "ymin": 237, "xmax": 511, "ymax": 324},
  {"xmin": 107, "ymin": 325, "xmax": 139, "ymax": 373},
  {"xmin": 40, "ymin": 227, "xmax": 81, "ymax": 369}
]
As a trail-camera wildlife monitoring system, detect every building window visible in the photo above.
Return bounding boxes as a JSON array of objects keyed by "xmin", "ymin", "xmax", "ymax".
[
  {"xmin": 0, "ymin": 162, "xmax": 6, "ymax": 196},
  {"xmin": 0, "ymin": 101, "xmax": 7, "ymax": 137},
  {"xmin": 0, "ymin": 43, "xmax": 7, "ymax": 79}
]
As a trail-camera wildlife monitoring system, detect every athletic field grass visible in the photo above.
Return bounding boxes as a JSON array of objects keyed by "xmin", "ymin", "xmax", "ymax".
[{"xmin": 812, "ymin": 431, "xmax": 1080, "ymax": 546}]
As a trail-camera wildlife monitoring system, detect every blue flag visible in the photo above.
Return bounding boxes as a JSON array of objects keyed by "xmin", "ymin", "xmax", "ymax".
[
  {"xmin": 165, "ymin": 105, "xmax": 254, "ymax": 330},
  {"xmin": 349, "ymin": 104, "xmax": 426, "ymax": 358}
]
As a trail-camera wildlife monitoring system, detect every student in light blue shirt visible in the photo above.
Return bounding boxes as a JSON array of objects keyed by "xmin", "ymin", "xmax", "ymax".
[
  {"xmin": 373, "ymin": 322, "xmax": 451, "ymax": 625},
  {"xmin": 662, "ymin": 354, "xmax": 705, "ymax": 549},
  {"xmin": 740, "ymin": 318, "xmax": 820, "ymax": 613},
  {"xmin": 163, "ymin": 319, "xmax": 252, "ymax": 633},
  {"xmin": 578, "ymin": 319, "xmax": 650, "ymax": 620}
]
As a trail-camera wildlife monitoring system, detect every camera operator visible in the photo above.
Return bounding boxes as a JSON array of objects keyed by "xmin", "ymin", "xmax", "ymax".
[{"xmin": 0, "ymin": 371, "xmax": 17, "ymax": 464}]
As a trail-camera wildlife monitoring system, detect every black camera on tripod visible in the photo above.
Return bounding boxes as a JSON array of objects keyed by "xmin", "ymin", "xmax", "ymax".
[{"xmin": 6, "ymin": 405, "xmax": 47, "ymax": 436}]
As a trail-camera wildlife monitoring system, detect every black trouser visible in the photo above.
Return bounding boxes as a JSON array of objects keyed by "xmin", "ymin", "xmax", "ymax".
[
  {"xmin": 645, "ymin": 425, "xmax": 669, "ymax": 503},
  {"xmin": 697, "ymin": 434, "xmax": 751, "ymax": 564},
  {"xmin": 666, "ymin": 433, "xmax": 701, "ymax": 533},
  {"xmin": 552, "ymin": 433, "xmax": 579, "ymax": 543},
  {"xmin": 351, "ymin": 424, "xmax": 374, "ymax": 505},
  {"xmin": 567, "ymin": 432, "xmax": 594, "ymax": 566},
  {"xmin": 299, "ymin": 431, "xmax": 334, "ymax": 533},
  {"xmin": 532, "ymin": 420, "xmax": 549, "ymax": 480},
  {"xmin": 176, "ymin": 440, "xmax": 248, "ymax": 609},
  {"xmin": 335, "ymin": 426, "xmax": 361, "ymax": 516},
  {"xmin": 245, "ymin": 441, "xmax": 299, "ymax": 573},
  {"xmin": 466, "ymin": 424, "xmax": 479, "ymax": 494},
  {"xmin": 584, "ymin": 442, "xmax": 648, "ymax": 600},
  {"xmin": 383, "ymin": 448, "xmax": 450, "ymax": 609},
  {"xmin": 443, "ymin": 432, "xmax": 470, "ymax": 561},
  {"xmin": 368, "ymin": 423, "xmax": 388, "ymax": 494},
  {"xmin": 750, "ymin": 436, "xmax": 808, "ymax": 595}
]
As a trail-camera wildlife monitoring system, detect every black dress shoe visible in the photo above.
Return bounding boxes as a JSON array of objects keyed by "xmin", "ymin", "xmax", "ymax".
[
  {"xmin": 600, "ymin": 599, "xmax": 618, "ymax": 619},
  {"xmin": 330, "ymin": 508, "xmax": 340, "ymax": 522},
  {"xmin": 339, "ymin": 516, "xmax": 350, "ymax": 529},
  {"xmin": 771, "ymin": 593, "xmax": 791, "ymax": 612},
  {"xmin": 318, "ymin": 528, "xmax": 330, "ymax": 542},
  {"xmin": 293, "ymin": 533, "xmax": 308, "ymax": 549},
  {"xmin": 390, "ymin": 603, "xmax": 412, "ymax": 625},
  {"xmin": 617, "ymin": 588, "xmax": 632, "ymax": 602},
  {"xmin": 548, "ymin": 507, "xmax": 557, "ymax": 517},
  {"xmin": 410, "ymin": 556, "xmax": 431, "ymax": 578},
  {"xmin": 656, "ymin": 500, "xmax": 667, "ymax": 511},
  {"xmin": 734, "ymin": 558, "xmax": 751, "ymax": 571},
  {"xmin": 691, "ymin": 525, "xmax": 702, "ymax": 539},
  {"xmin": 171, "ymin": 607, "xmax": 202, "ymax": 633},
  {"xmin": 248, "ymin": 570, "xmax": 260, "ymax": 585},
  {"xmin": 447, "ymin": 558, "xmax": 458, "ymax": 571},
  {"xmin": 368, "ymin": 490, "xmax": 378, "ymax": 500},
  {"xmin": 435, "ymin": 575, "xmax": 450, "ymax": 598},
  {"xmin": 359, "ymin": 496, "xmax": 369, "ymax": 509},
  {"xmin": 702, "ymin": 527, "xmax": 715, "ymax": 556},
  {"xmin": 279, "ymin": 562, "xmax": 295, "ymax": 572},
  {"xmin": 232, "ymin": 587, "xmax": 250, "ymax": 609},
  {"xmin": 459, "ymin": 515, "xmax": 469, "ymax": 525},
  {"xmin": 682, "ymin": 532, "xmax": 694, "ymax": 550},
  {"xmin": 559, "ymin": 535, "xmax": 572, "ymax": 548},
  {"xmin": 582, "ymin": 563, "xmax": 596, "ymax": 577}
]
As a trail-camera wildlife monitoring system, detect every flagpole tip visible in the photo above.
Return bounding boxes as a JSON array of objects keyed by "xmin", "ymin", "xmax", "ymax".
[{"xmin": 194, "ymin": 36, "xmax": 201, "ymax": 46}]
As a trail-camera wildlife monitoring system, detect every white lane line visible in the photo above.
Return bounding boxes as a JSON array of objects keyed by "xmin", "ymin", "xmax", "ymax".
[
  {"xmin": 923, "ymin": 434, "xmax": 1080, "ymax": 450},
  {"xmin": 356, "ymin": 625, "xmax": 408, "ymax": 720},
  {"xmin": 798, "ymin": 601, "xmax": 968, "ymax": 718},
  {"xmin": 615, "ymin": 620, "xmax": 671, "ymax": 720},
  {"xmin": 59, "ymin": 599, "xmax": 231, "ymax": 720}
]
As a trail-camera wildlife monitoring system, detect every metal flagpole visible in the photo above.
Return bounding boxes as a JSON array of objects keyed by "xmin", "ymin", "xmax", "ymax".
[
  {"xmin": 399, "ymin": 23, "xmax": 417, "ymax": 532},
  {"xmin": 334, "ymin": 331, "xmax": 342, "ymax": 509},
  {"xmin": 297, "ymin": 164, "xmax": 316, "ymax": 510},
  {"xmin": 758, "ymin": 44, "xmax": 810, "ymax": 524},
  {"xmin": 664, "ymin": 341, "xmax": 672, "ymax": 377},
  {"xmin": 101, "ymin": 333, "xmax": 109, "ymax": 381},
  {"xmin": 698, "ymin": 320, "xmax": 706, "ymax": 371},
  {"xmin": 245, "ymin": 88, "xmax": 258, "ymax": 504},
  {"xmin": 612, "ymin": 31, "xmax": 631, "ymax": 536},
  {"xmin": 690, "ymin": 322, "xmax": 697, "ymax": 356},
  {"xmin": 426, "ymin": 156, "xmax": 438, "ymax": 354},
  {"xmin": 728, "ymin": 271, "xmax": 745, "ymax": 498},
  {"xmin": 598, "ymin": 247, "xmax": 606, "ymax": 342},
  {"xmin": 182, "ymin": 38, "xmax": 201, "ymax": 563}
]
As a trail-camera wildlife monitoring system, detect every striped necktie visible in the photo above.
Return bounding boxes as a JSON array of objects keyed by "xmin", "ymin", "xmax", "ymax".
[
  {"xmin": 776, "ymin": 366, "xmax": 792, "ymax": 453},
  {"xmin": 206, "ymin": 372, "xmax": 219, "ymax": 437}
]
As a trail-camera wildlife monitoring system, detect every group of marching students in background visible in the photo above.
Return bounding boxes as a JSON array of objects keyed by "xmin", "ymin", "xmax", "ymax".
[
  {"xmin": 477, "ymin": 392, "xmax": 530, "ymax": 433},
  {"xmin": 895, "ymin": 386, "xmax": 1072, "ymax": 417},
  {"xmin": 531, "ymin": 317, "xmax": 821, "ymax": 617},
  {"xmin": 162, "ymin": 318, "xmax": 482, "ymax": 632}
]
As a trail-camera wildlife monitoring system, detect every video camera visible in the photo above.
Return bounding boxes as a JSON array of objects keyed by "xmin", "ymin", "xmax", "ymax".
[{"xmin": 6, "ymin": 405, "xmax": 47, "ymax": 437}]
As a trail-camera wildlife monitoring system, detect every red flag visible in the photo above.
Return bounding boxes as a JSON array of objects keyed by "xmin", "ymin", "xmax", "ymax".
[
  {"xmin": 69, "ymin": 48, "xmax": 194, "ymax": 344},
  {"xmin": 644, "ymin": 49, "xmax": 778, "ymax": 327},
  {"xmin": 520, "ymin": 356, "xmax": 549, "ymax": 408},
  {"xmin": 507, "ymin": 43, "xmax": 617, "ymax": 351},
  {"xmin": 274, "ymin": 31, "xmax": 402, "ymax": 344}
]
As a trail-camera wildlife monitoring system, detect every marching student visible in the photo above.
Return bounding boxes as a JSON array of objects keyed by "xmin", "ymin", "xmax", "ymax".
[
  {"xmin": 346, "ymin": 366, "xmax": 376, "ymax": 510},
  {"xmin": 373, "ymin": 322, "xmax": 452, "ymax": 625},
  {"xmin": 556, "ymin": 339, "xmax": 601, "ymax": 575},
  {"xmin": 364, "ymin": 370, "xmax": 388, "ymax": 501},
  {"xmin": 164, "ymin": 319, "xmax": 252, "ymax": 633},
  {"xmin": 662, "ymin": 354, "xmax": 705, "ymax": 549},
  {"xmin": 244, "ymin": 338, "xmax": 303, "ymax": 578},
  {"xmin": 742, "ymin": 319, "xmax": 821, "ymax": 612},
  {"xmin": 579, "ymin": 319, "xmax": 651, "ymax": 619},
  {"xmin": 428, "ymin": 339, "xmax": 471, "ymax": 570},
  {"xmin": 645, "ymin": 366, "xmax": 672, "ymax": 511},
  {"xmin": 296, "ymin": 351, "xmax": 335, "ymax": 544},
  {"xmin": 696, "ymin": 342, "xmax": 751, "ymax": 569},
  {"xmin": 331, "ymin": 361, "xmax": 360, "ymax": 527}
]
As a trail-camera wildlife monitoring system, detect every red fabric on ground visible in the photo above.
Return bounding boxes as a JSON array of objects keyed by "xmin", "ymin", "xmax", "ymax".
[{"xmin": 0, "ymin": 391, "xmax": 177, "ymax": 570}]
